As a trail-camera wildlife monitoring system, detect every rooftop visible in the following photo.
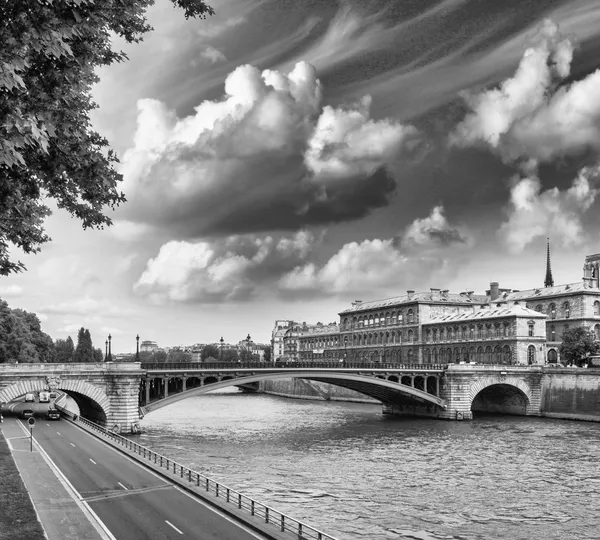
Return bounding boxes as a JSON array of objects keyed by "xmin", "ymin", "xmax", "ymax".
[
  {"xmin": 492, "ymin": 282, "xmax": 600, "ymax": 303},
  {"xmin": 339, "ymin": 291, "xmax": 488, "ymax": 314},
  {"xmin": 299, "ymin": 323, "xmax": 339, "ymax": 336},
  {"xmin": 426, "ymin": 304, "xmax": 546, "ymax": 324}
]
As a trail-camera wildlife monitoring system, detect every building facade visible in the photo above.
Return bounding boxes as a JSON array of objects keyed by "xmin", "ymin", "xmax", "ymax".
[
  {"xmin": 271, "ymin": 320, "xmax": 295, "ymax": 362},
  {"xmin": 297, "ymin": 322, "xmax": 340, "ymax": 362}
]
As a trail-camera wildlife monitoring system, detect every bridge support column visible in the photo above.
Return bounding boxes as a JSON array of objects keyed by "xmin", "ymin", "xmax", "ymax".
[
  {"xmin": 145, "ymin": 379, "xmax": 150, "ymax": 405},
  {"xmin": 163, "ymin": 377, "xmax": 169, "ymax": 398},
  {"xmin": 182, "ymin": 377, "xmax": 188, "ymax": 392}
]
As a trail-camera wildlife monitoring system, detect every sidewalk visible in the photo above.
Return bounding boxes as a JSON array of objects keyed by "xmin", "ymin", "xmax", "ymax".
[{"xmin": 1, "ymin": 418, "xmax": 107, "ymax": 540}]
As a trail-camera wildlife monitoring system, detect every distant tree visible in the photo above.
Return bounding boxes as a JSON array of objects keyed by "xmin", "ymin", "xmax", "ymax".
[
  {"xmin": 202, "ymin": 344, "xmax": 220, "ymax": 361},
  {"xmin": 239, "ymin": 348, "xmax": 253, "ymax": 362},
  {"xmin": 1, "ymin": 0, "xmax": 214, "ymax": 275},
  {"xmin": 559, "ymin": 326, "xmax": 600, "ymax": 367},
  {"xmin": 222, "ymin": 349, "xmax": 239, "ymax": 363},
  {"xmin": 93, "ymin": 348, "xmax": 103, "ymax": 363},
  {"xmin": 168, "ymin": 350, "xmax": 192, "ymax": 363},
  {"xmin": 55, "ymin": 336, "xmax": 75, "ymax": 362},
  {"xmin": 154, "ymin": 350, "xmax": 168, "ymax": 363},
  {"xmin": 262, "ymin": 347, "xmax": 271, "ymax": 363},
  {"xmin": 0, "ymin": 299, "xmax": 55, "ymax": 362},
  {"xmin": 73, "ymin": 327, "xmax": 94, "ymax": 362}
]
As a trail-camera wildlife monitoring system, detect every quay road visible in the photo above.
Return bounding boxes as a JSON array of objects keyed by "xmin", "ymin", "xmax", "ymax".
[{"xmin": 8, "ymin": 415, "xmax": 276, "ymax": 540}]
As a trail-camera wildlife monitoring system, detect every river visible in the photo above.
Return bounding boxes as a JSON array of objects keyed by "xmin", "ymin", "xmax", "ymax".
[{"xmin": 133, "ymin": 389, "xmax": 599, "ymax": 540}]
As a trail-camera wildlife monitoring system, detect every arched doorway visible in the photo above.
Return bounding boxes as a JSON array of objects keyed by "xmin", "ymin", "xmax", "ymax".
[
  {"xmin": 547, "ymin": 349, "xmax": 558, "ymax": 364},
  {"xmin": 471, "ymin": 384, "xmax": 530, "ymax": 416}
]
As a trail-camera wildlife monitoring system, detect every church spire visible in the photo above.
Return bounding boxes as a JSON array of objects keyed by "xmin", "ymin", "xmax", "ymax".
[{"xmin": 544, "ymin": 238, "xmax": 554, "ymax": 288}]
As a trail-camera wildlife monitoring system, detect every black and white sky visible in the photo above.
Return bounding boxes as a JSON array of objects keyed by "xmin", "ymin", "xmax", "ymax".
[{"xmin": 4, "ymin": 0, "xmax": 600, "ymax": 348}]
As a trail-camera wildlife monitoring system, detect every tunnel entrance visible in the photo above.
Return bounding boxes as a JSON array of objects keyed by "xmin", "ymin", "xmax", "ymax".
[
  {"xmin": 63, "ymin": 390, "xmax": 107, "ymax": 425},
  {"xmin": 471, "ymin": 383, "xmax": 528, "ymax": 416}
]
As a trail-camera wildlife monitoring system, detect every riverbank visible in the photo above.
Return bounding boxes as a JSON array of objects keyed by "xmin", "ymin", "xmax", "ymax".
[{"xmin": 258, "ymin": 378, "xmax": 379, "ymax": 404}]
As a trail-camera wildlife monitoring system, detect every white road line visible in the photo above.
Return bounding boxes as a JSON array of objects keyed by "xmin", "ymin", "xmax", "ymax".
[
  {"xmin": 118, "ymin": 482, "xmax": 128, "ymax": 490},
  {"xmin": 15, "ymin": 420, "xmax": 116, "ymax": 540},
  {"xmin": 66, "ymin": 420, "xmax": 269, "ymax": 540},
  {"xmin": 46, "ymin": 423, "xmax": 50, "ymax": 427},
  {"xmin": 165, "ymin": 520, "xmax": 184, "ymax": 535},
  {"xmin": 89, "ymin": 458, "xmax": 97, "ymax": 465},
  {"xmin": 70, "ymin": 442, "xmax": 76, "ymax": 447},
  {"xmin": 56, "ymin": 431, "xmax": 61, "ymax": 436}
]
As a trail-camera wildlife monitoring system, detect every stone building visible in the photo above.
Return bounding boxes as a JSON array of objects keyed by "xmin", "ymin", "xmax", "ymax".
[
  {"xmin": 421, "ymin": 304, "xmax": 547, "ymax": 365},
  {"xmin": 271, "ymin": 320, "xmax": 295, "ymax": 362},
  {"xmin": 297, "ymin": 322, "xmax": 340, "ymax": 362}
]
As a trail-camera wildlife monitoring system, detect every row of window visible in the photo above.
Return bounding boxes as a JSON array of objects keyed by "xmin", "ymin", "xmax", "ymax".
[
  {"xmin": 423, "ymin": 323, "xmax": 522, "ymax": 342},
  {"xmin": 531, "ymin": 300, "xmax": 600, "ymax": 318},
  {"xmin": 342, "ymin": 309, "xmax": 416, "ymax": 329}
]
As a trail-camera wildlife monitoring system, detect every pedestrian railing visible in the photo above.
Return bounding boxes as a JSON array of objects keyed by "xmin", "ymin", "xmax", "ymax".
[
  {"xmin": 55, "ymin": 406, "xmax": 338, "ymax": 540},
  {"xmin": 142, "ymin": 361, "xmax": 447, "ymax": 371}
]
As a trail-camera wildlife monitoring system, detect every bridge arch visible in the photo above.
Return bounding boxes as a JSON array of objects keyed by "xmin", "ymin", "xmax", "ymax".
[
  {"xmin": 141, "ymin": 371, "xmax": 446, "ymax": 416},
  {"xmin": 468, "ymin": 376, "xmax": 533, "ymax": 416},
  {"xmin": 0, "ymin": 379, "xmax": 110, "ymax": 424}
]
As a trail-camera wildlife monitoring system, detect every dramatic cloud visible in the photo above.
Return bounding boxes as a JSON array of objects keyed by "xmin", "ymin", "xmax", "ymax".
[
  {"xmin": 401, "ymin": 205, "xmax": 467, "ymax": 250},
  {"xmin": 120, "ymin": 62, "xmax": 418, "ymax": 237},
  {"xmin": 452, "ymin": 19, "xmax": 600, "ymax": 163},
  {"xmin": 499, "ymin": 166, "xmax": 600, "ymax": 252},
  {"xmin": 279, "ymin": 206, "xmax": 468, "ymax": 296},
  {"xmin": 133, "ymin": 230, "xmax": 319, "ymax": 303}
]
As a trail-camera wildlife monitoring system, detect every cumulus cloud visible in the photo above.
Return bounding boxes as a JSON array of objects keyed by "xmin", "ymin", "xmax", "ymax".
[
  {"xmin": 200, "ymin": 46, "xmax": 227, "ymax": 64},
  {"xmin": 133, "ymin": 230, "xmax": 319, "ymax": 303},
  {"xmin": 120, "ymin": 61, "xmax": 419, "ymax": 237},
  {"xmin": 401, "ymin": 205, "xmax": 467, "ymax": 249},
  {"xmin": 452, "ymin": 19, "xmax": 600, "ymax": 163},
  {"xmin": 279, "ymin": 206, "xmax": 468, "ymax": 296},
  {"xmin": 499, "ymin": 165, "xmax": 600, "ymax": 252},
  {"xmin": 108, "ymin": 220, "xmax": 152, "ymax": 242}
]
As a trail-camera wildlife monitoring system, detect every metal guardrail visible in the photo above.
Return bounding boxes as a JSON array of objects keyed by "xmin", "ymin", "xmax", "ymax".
[
  {"xmin": 141, "ymin": 361, "xmax": 447, "ymax": 371},
  {"xmin": 55, "ymin": 406, "xmax": 338, "ymax": 540}
]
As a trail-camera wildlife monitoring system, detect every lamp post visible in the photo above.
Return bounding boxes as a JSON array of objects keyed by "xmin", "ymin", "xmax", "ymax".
[
  {"xmin": 105, "ymin": 339, "xmax": 108, "ymax": 361},
  {"xmin": 108, "ymin": 334, "xmax": 112, "ymax": 361},
  {"xmin": 136, "ymin": 334, "xmax": 140, "ymax": 362},
  {"xmin": 219, "ymin": 336, "xmax": 224, "ymax": 362},
  {"xmin": 245, "ymin": 334, "xmax": 251, "ymax": 363}
]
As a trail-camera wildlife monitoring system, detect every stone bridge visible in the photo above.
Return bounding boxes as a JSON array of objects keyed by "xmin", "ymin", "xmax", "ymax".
[{"xmin": 0, "ymin": 362, "xmax": 545, "ymax": 432}]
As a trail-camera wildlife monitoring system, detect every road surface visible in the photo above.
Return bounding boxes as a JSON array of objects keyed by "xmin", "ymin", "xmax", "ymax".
[{"xmin": 5, "ymin": 400, "xmax": 273, "ymax": 540}]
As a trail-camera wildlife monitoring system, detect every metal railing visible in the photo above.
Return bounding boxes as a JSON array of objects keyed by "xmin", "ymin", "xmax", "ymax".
[
  {"xmin": 56, "ymin": 406, "xmax": 338, "ymax": 540},
  {"xmin": 142, "ymin": 361, "xmax": 447, "ymax": 371}
]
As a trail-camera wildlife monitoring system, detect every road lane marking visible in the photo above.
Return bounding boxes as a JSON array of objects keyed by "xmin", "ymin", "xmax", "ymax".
[
  {"xmin": 89, "ymin": 458, "xmax": 97, "ymax": 465},
  {"xmin": 46, "ymin": 423, "xmax": 50, "ymax": 427},
  {"xmin": 57, "ymin": 432, "xmax": 61, "ymax": 436},
  {"xmin": 165, "ymin": 521, "xmax": 184, "ymax": 535},
  {"xmin": 14, "ymin": 420, "xmax": 116, "ymax": 540},
  {"xmin": 66, "ymin": 420, "xmax": 268, "ymax": 540},
  {"xmin": 70, "ymin": 442, "xmax": 76, "ymax": 447},
  {"xmin": 118, "ymin": 482, "xmax": 128, "ymax": 490}
]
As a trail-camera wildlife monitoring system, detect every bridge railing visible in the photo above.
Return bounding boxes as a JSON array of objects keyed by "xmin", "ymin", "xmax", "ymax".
[
  {"xmin": 142, "ymin": 361, "xmax": 447, "ymax": 371},
  {"xmin": 55, "ymin": 406, "xmax": 338, "ymax": 540}
]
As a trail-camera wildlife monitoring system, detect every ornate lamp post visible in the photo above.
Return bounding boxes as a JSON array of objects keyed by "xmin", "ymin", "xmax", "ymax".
[
  {"xmin": 245, "ymin": 334, "xmax": 251, "ymax": 363},
  {"xmin": 219, "ymin": 336, "xmax": 224, "ymax": 362},
  {"xmin": 105, "ymin": 339, "xmax": 108, "ymax": 361},
  {"xmin": 107, "ymin": 334, "xmax": 112, "ymax": 361},
  {"xmin": 136, "ymin": 334, "xmax": 140, "ymax": 362}
]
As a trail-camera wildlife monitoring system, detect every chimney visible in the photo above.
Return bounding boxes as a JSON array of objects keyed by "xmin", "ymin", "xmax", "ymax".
[
  {"xmin": 407, "ymin": 290, "xmax": 415, "ymax": 297},
  {"xmin": 490, "ymin": 282, "xmax": 500, "ymax": 301},
  {"xmin": 351, "ymin": 300, "xmax": 363, "ymax": 308},
  {"xmin": 430, "ymin": 288, "xmax": 440, "ymax": 293}
]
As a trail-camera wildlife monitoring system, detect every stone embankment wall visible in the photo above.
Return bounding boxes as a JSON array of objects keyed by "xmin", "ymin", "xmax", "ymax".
[
  {"xmin": 258, "ymin": 379, "xmax": 378, "ymax": 404},
  {"xmin": 541, "ymin": 369, "xmax": 600, "ymax": 421}
]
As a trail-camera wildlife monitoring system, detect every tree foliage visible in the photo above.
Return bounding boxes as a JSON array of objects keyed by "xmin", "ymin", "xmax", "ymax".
[
  {"xmin": 559, "ymin": 326, "xmax": 600, "ymax": 366},
  {"xmin": 0, "ymin": 0, "xmax": 214, "ymax": 274},
  {"xmin": 222, "ymin": 348, "xmax": 239, "ymax": 363},
  {"xmin": 0, "ymin": 298, "xmax": 55, "ymax": 362},
  {"xmin": 201, "ymin": 344, "xmax": 219, "ymax": 360},
  {"xmin": 73, "ymin": 326, "xmax": 96, "ymax": 362},
  {"xmin": 167, "ymin": 349, "xmax": 192, "ymax": 363},
  {"xmin": 55, "ymin": 335, "xmax": 75, "ymax": 362}
]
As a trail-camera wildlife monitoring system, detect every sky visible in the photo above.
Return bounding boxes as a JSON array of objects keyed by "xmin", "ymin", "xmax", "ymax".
[{"xmin": 3, "ymin": 0, "xmax": 600, "ymax": 350}]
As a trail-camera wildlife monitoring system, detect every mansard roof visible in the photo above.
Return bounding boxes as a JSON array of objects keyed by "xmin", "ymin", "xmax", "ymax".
[
  {"xmin": 426, "ymin": 304, "xmax": 546, "ymax": 324},
  {"xmin": 339, "ymin": 291, "xmax": 488, "ymax": 314},
  {"xmin": 299, "ymin": 323, "xmax": 339, "ymax": 336},
  {"xmin": 492, "ymin": 282, "xmax": 600, "ymax": 303}
]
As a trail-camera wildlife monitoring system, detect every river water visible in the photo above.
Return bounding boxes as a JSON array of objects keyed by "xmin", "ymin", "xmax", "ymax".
[{"xmin": 135, "ymin": 389, "xmax": 599, "ymax": 540}]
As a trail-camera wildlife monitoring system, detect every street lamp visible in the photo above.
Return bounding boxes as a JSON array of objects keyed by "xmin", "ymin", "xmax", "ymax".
[
  {"xmin": 136, "ymin": 334, "xmax": 140, "ymax": 361},
  {"xmin": 105, "ymin": 339, "xmax": 108, "ymax": 361},
  {"xmin": 108, "ymin": 334, "xmax": 112, "ymax": 361},
  {"xmin": 219, "ymin": 336, "xmax": 224, "ymax": 362}
]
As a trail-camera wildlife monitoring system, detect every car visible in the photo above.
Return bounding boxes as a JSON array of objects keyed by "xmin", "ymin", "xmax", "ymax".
[
  {"xmin": 39, "ymin": 391, "xmax": 50, "ymax": 403},
  {"xmin": 24, "ymin": 393, "xmax": 35, "ymax": 403},
  {"xmin": 46, "ymin": 409, "xmax": 60, "ymax": 421},
  {"xmin": 21, "ymin": 409, "xmax": 34, "ymax": 419},
  {"xmin": 49, "ymin": 392, "xmax": 57, "ymax": 400}
]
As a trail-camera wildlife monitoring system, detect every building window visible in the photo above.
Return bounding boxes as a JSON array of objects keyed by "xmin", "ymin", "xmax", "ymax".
[
  {"xmin": 426, "ymin": 329, "xmax": 432, "ymax": 342},
  {"xmin": 469, "ymin": 326, "xmax": 474, "ymax": 340},
  {"xmin": 407, "ymin": 309, "xmax": 414, "ymax": 324},
  {"xmin": 550, "ymin": 326, "xmax": 556, "ymax": 341},
  {"xmin": 549, "ymin": 303, "xmax": 556, "ymax": 319},
  {"xmin": 407, "ymin": 349, "xmax": 413, "ymax": 362},
  {"xmin": 495, "ymin": 324, "xmax": 501, "ymax": 338},
  {"xmin": 528, "ymin": 323, "xmax": 534, "ymax": 337},
  {"xmin": 432, "ymin": 329, "xmax": 438, "ymax": 342},
  {"xmin": 595, "ymin": 324, "xmax": 600, "ymax": 340},
  {"xmin": 527, "ymin": 345, "xmax": 536, "ymax": 365},
  {"xmin": 407, "ymin": 330, "xmax": 414, "ymax": 342},
  {"xmin": 594, "ymin": 301, "xmax": 600, "ymax": 316},
  {"xmin": 563, "ymin": 302, "xmax": 570, "ymax": 319},
  {"xmin": 547, "ymin": 349, "xmax": 558, "ymax": 363}
]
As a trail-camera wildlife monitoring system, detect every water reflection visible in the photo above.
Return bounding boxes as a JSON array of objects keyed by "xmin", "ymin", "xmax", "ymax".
[{"xmin": 137, "ymin": 389, "xmax": 599, "ymax": 540}]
